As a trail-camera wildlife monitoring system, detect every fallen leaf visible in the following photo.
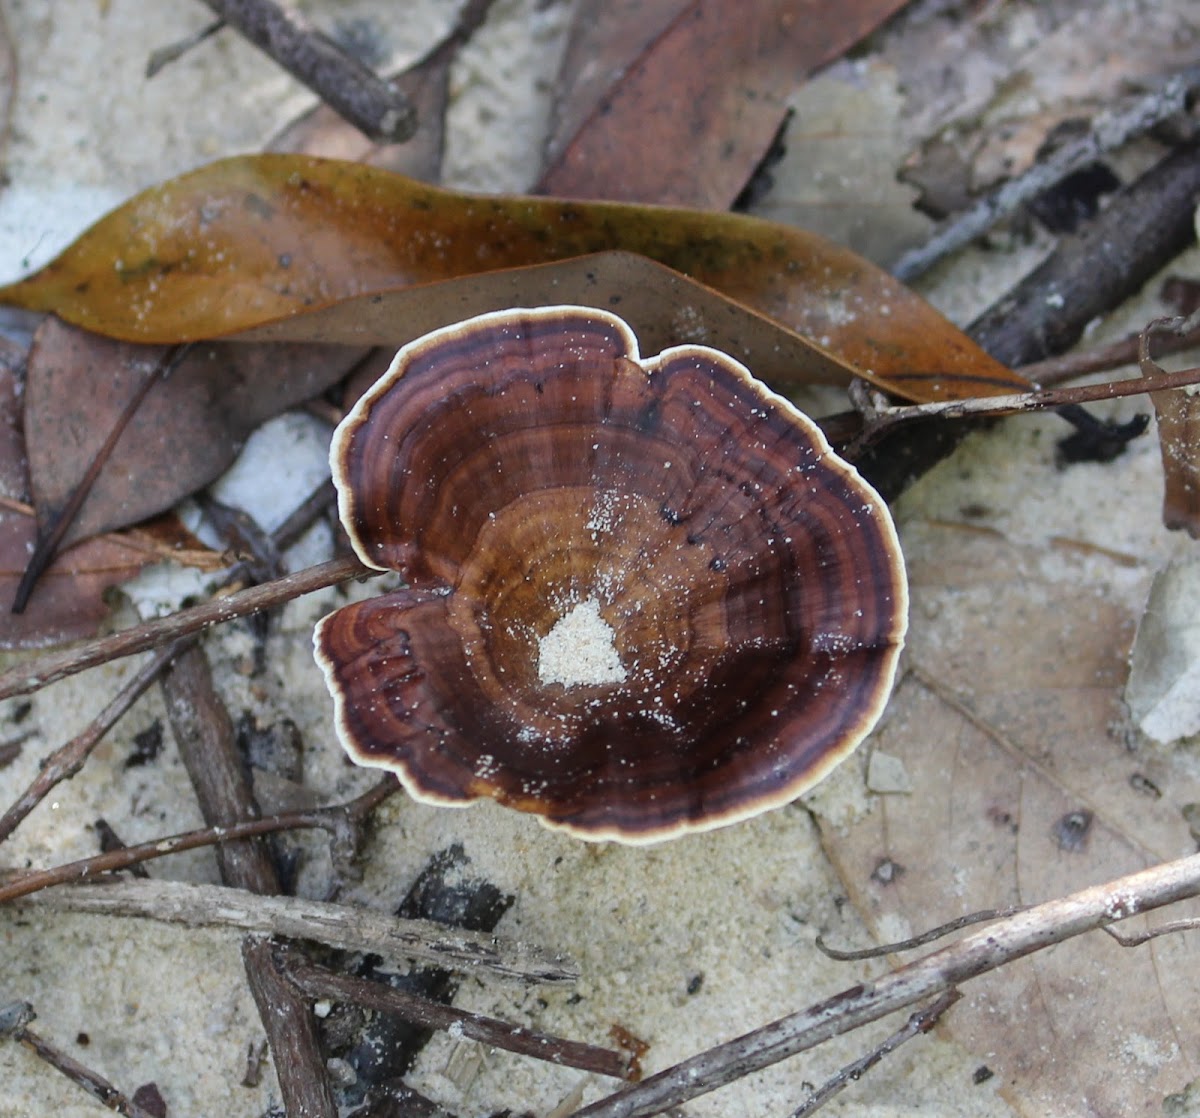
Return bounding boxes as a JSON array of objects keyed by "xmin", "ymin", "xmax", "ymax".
[
  {"xmin": 1144, "ymin": 372, "xmax": 1200, "ymax": 538},
  {"xmin": 538, "ymin": 0, "xmax": 912, "ymax": 208},
  {"xmin": 0, "ymin": 154, "xmax": 1025, "ymax": 403},
  {"xmin": 23, "ymin": 316, "xmax": 365, "ymax": 546},
  {"xmin": 238, "ymin": 252, "xmax": 863, "ymax": 393},
  {"xmin": 0, "ymin": 357, "xmax": 149, "ymax": 648},
  {"xmin": 816, "ymin": 518, "xmax": 1200, "ymax": 1115}
]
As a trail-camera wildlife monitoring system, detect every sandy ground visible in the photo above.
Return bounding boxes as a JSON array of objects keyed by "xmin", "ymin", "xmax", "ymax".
[{"xmin": 0, "ymin": 3, "xmax": 1195, "ymax": 1117}]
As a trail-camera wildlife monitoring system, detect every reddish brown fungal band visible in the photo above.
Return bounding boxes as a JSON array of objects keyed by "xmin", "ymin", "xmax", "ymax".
[{"xmin": 314, "ymin": 306, "xmax": 907, "ymax": 843}]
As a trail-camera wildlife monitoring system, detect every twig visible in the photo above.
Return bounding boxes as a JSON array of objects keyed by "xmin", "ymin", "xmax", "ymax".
[
  {"xmin": 788, "ymin": 990, "xmax": 962, "ymax": 1117},
  {"xmin": 815, "ymin": 907, "xmax": 1026, "ymax": 961},
  {"xmin": 571, "ymin": 851, "xmax": 1200, "ymax": 1117},
  {"xmin": 146, "ymin": 18, "xmax": 225, "ymax": 78},
  {"xmin": 0, "ymin": 1001, "xmax": 159, "ymax": 1118},
  {"xmin": 843, "ymin": 358, "xmax": 1200, "ymax": 459},
  {"xmin": 1103, "ymin": 917, "xmax": 1200, "ymax": 947},
  {"xmin": 0, "ymin": 477, "xmax": 344, "ymax": 845},
  {"xmin": 0, "ymin": 639, "xmax": 187, "ymax": 844},
  {"xmin": 0, "ymin": 779, "xmax": 393, "ymax": 904},
  {"xmin": 162, "ymin": 642, "xmax": 335, "ymax": 1117},
  {"xmin": 10, "ymin": 876, "xmax": 577, "ymax": 983},
  {"xmin": 281, "ymin": 952, "xmax": 617, "ymax": 1072},
  {"xmin": 856, "ymin": 144, "xmax": 1200, "ymax": 500},
  {"xmin": 969, "ymin": 144, "xmax": 1200, "ymax": 370},
  {"xmin": 199, "ymin": 0, "xmax": 416, "ymax": 142},
  {"xmin": 892, "ymin": 65, "xmax": 1200, "ymax": 281},
  {"xmin": 1017, "ymin": 318, "xmax": 1200, "ymax": 387},
  {"xmin": 13, "ymin": 344, "xmax": 191, "ymax": 613},
  {"xmin": 0, "ymin": 554, "xmax": 373, "ymax": 701}
]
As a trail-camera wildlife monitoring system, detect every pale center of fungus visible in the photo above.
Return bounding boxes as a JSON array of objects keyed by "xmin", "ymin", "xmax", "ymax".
[{"xmin": 536, "ymin": 598, "xmax": 626, "ymax": 689}]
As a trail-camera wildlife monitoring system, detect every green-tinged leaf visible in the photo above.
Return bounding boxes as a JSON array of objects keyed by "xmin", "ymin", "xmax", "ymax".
[{"xmin": 0, "ymin": 155, "xmax": 1025, "ymax": 403}]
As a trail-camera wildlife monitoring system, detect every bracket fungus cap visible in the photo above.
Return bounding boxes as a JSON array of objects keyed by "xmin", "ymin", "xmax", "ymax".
[{"xmin": 315, "ymin": 306, "xmax": 907, "ymax": 843}]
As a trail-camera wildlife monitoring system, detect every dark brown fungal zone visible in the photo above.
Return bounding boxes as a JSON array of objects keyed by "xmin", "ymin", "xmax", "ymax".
[{"xmin": 317, "ymin": 307, "xmax": 906, "ymax": 841}]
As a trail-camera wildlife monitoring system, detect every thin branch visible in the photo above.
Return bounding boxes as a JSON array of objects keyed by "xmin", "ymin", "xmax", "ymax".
[
  {"xmin": 815, "ymin": 906, "xmax": 1026, "ymax": 961},
  {"xmin": 200, "ymin": 0, "xmax": 416, "ymax": 142},
  {"xmin": 788, "ymin": 990, "xmax": 962, "ymax": 1118},
  {"xmin": 0, "ymin": 554, "xmax": 373, "ymax": 702},
  {"xmin": 0, "ymin": 639, "xmax": 187, "ymax": 844},
  {"xmin": 892, "ymin": 64, "xmax": 1200, "ymax": 281},
  {"xmin": 0, "ymin": 779, "xmax": 392, "ymax": 905},
  {"xmin": 0, "ymin": 1002, "xmax": 159, "ymax": 1118},
  {"xmin": 842, "ymin": 359, "xmax": 1200, "ymax": 461},
  {"xmin": 10, "ymin": 876, "xmax": 577, "ymax": 983},
  {"xmin": 1103, "ymin": 917, "xmax": 1200, "ymax": 947},
  {"xmin": 572, "ymin": 851, "xmax": 1200, "ymax": 1118},
  {"xmin": 146, "ymin": 18, "xmax": 225, "ymax": 78},
  {"xmin": 281, "ymin": 953, "xmax": 612, "ymax": 1071},
  {"xmin": 1018, "ymin": 318, "xmax": 1200, "ymax": 387}
]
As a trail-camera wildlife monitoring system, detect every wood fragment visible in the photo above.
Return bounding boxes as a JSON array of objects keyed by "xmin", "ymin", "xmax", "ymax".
[
  {"xmin": 789, "ymin": 990, "xmax": 962, "ymax": 1117},
  {"xmin": 0, "ymin": 783, "xmax": 395, "ymax": 905},
  {"xmin": 0, "ymin": 554, "xmax": 373, "ymax": 702},
  {"xmin": 857, "ymin": 143, "xmax": 1200, "ymax": 500},
  {"xmin": 11, "ymin": 877, "xmax": 577, "ymax": 982},
  {"xmin": 282, "ymin": 953, "xmax": 622, "ymax": 1075},
  {"xmin": 200, "ymin": 0, "xmax": 416, "ymax": 141},
  {"xmin": 970, "ymin": 144, "xmax": 1200, "ymax": 370},
  {"xmin": 572, "ymin": 851, "xmax": 1200, "ymax": 1117},
  {"xmin": 161, "ymin": 643, "xmax": 336, "ymax": 1117},
  {"xmin": 0, "ymin": 1002, "xmax": 159, "ymax": 1118},
  {"xmin": 0, "ymin": 640, "xmax": 186, "ymax": 844},
  {"xmin": 892, "ymin": 65, "xmax": 1200, "ymax": 281}
]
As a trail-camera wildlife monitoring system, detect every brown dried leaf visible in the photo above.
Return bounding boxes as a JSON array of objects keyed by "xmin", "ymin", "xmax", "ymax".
[
  {"xmin": 0, "ymin": 360, "xmax": 144, "ymax": 648},
  {"xmin": 0, "ymin": 154, "xmax": 1025, "ymax": 404},
  {"xmin": 538, "ymin": 0, "xmax": 912, "ymax": 208},
  {"xmin": 237, "ymin": 252, "xmax": 862, "ymax": 393},
  {"xmin": 1143, "ymin": 369, "xmax": 1200, "ymax": 538},
  {"xmin": 817, "ymin": 520, "xmax": 1200, "ymax": 1115},
  {"xmin": 24, "ymin": 317, "xmax": 366, "ymax": 547}
]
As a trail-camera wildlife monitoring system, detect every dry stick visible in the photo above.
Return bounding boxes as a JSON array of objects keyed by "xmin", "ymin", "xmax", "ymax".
[
  {"xmin": 572, "ymin": 851, "xmax": 1200, "ymax": 1118},
  {"xmin": 0, "ymin": 478, "xmax": 341, "ymax": 845},
  {"xmin": 892, "ymin": 64, "xmax": 1200, "ymax": 282},
  {"xmin": 1104, "ymin": 917, "xmax": 1200, "ymax": 947},
  {"xmin": 0, "ymin": 554, "xmax": 372, "ymax": 701},
  {"xmin": 12, "ymin": 344, "xmax": 191, "ymax": 613},
  {"xmin": 0, "ymin": 784, "xmax": 393, "ymax": 905},
  {"xmin": 859, "ymin": 143, "xmax": 1200, "ymax": 502},
  {"xmin": 11, "ymin": 877, "xmax": 576, "ymax": 983},
  {"xmin": 281, "ymin": 953, "xmax": 621, "ymax": 1075},
  {"xmin": 200, "ymin": 0, "xmax": 416, "ymax": 142},
  {"xmin": 0, "ymin": 639, "xmax": 186, "ymax": 844},
  {"xmin": 146, "ymin": 17, "xmax": 224, "ymax": 77},
  {"xmin": 815, "ymin": 906, "xmax": 1026, "ymax": 962},
  {"xmin": 161, "ymin": 644, "xmax": 335, "ymax": 1118},
  {"xmin": 788, "ymin": 990, "xmax": 962, "ymax": 1118},
  {"xmin": 843, "ymin": 359, "xmax": 1200, "ymax": 459},
  {"xmin": 0, "ymin": 1002, "xmax": 159, "ymax": 1118},
  {"xmin": 1018, "ymin": 319, "xmax": 1200, "ymax": 387}
]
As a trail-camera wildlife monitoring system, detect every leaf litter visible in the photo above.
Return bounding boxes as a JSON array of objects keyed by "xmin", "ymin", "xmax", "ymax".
[{"xmin": 3, "ymin": 2, "xmax": 1200, "ymax": 1116}]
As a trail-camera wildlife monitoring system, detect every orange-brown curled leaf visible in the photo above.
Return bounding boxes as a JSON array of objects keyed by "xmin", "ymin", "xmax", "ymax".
[{"xmin": 0, "ymin": 155, "xmax": 1026, "ymax": 404}]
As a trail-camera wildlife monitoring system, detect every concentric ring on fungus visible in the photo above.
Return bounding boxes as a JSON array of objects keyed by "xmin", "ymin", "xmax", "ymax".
[{"xmin": 314, "ymin": 306, "xmax": 908, "ymax": 843}]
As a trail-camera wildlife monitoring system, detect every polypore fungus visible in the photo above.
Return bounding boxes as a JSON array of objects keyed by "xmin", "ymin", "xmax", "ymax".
[{"xmin": 314, "ymin": 306, "xmax": 907, "ymax": 843}]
